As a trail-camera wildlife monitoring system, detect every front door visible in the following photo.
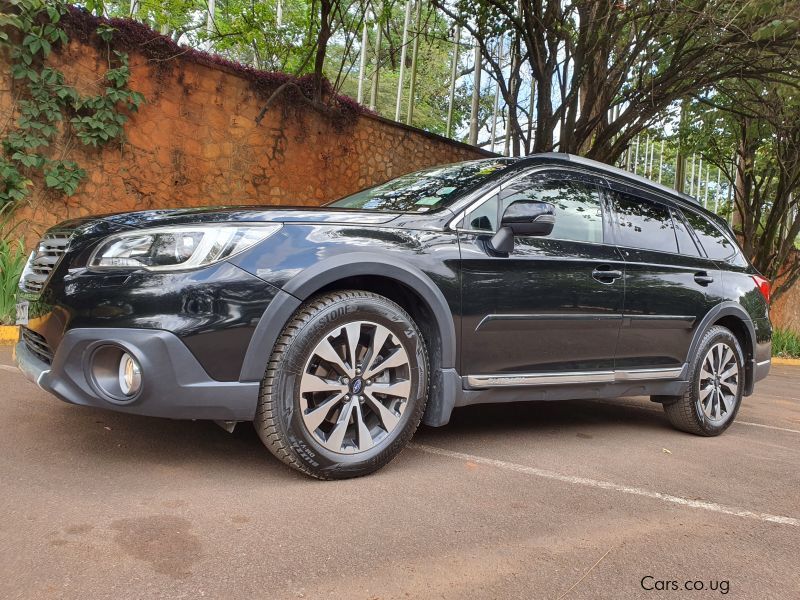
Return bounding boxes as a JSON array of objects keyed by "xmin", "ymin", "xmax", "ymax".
[{"xmin": 458, "ymin": 170, "xmax": 625, "ymax": 379}]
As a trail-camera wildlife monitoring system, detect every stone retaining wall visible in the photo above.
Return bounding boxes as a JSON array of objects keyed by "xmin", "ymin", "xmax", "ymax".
[{"xmin": 0, "ymin": 29, "xmax": 490, "ymax": 245}]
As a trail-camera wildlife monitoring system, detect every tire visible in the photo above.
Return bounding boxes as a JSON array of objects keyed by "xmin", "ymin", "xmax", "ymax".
[
  {"xmin": 661, "ymin": 325, "xmax": 744, "ymax": 436},
  {"xmin": 254, "ymin": 290, "xmax": 429, "ymax": 479}
]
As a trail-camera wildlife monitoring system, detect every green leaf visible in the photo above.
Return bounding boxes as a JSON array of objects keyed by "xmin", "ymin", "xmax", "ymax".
[
  {"xmin": 46, "ymin": 5, "xmax": 61, "ymax": 23},
  {"xmin": 10, "ymin": 64, "xmax": 28, "ymax": 79}
]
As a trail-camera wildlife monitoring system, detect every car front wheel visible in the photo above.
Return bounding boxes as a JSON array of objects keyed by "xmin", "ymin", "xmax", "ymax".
[
  {"xmin": 254, "ymin": 290, "xmax": 429, "ymax": 479},
  {"xmin": 661, "ymin": 325, "xmax": 744, "ymax": 436}
]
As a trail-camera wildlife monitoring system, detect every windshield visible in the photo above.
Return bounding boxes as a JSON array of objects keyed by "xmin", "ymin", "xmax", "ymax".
[{"xmin": 328, "ymin": 159, "xmax": 515, "ymax": 212}]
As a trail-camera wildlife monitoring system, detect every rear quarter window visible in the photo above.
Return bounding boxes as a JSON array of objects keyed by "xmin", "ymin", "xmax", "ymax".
[{"xmin": 683, "ymin": 210, "xmax": 736, "ymax": 261}]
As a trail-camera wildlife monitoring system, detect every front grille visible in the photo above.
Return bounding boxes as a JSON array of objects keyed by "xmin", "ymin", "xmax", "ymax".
[
  {"xmin": 20, "ymin": 231, "xmax": 72, "ymax": 294},
  {"xmin": 21, "ymin": 327, "xmax": 54, "ymax": 365}
]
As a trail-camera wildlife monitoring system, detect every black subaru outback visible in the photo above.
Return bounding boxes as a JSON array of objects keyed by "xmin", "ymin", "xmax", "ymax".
[{"xmin": 15, "ymin": 153, "xmax": 772, "ymax": 479}]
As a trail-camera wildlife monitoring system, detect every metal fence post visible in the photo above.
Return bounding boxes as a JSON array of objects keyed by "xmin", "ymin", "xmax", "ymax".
[{"xmin": 445, "ymin": 24, "xmax": 461, "ymax": 138}]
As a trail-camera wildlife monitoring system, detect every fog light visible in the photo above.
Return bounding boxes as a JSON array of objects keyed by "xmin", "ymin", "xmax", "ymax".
[{"xmin": 118, "ymin": 352, "xmax": 142, "ymax": 396}]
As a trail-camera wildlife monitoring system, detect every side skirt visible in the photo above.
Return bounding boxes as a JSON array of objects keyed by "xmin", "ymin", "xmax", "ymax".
[
  {"xmin": 456, "ymin": 365, "xmax": 689, "ymax": 408},
  {"xmin": 465, "ymin": 366, "xmax": 685, "ymax": 388}
]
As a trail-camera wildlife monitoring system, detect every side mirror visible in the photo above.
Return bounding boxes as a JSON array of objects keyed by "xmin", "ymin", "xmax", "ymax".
[{"xmin": 490, "ymin": 200, "xmax": 556, "ymax": 253}]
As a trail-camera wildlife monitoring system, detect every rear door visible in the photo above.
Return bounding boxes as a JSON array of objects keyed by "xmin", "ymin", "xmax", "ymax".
[{"xmin": 607, "ymin": 183, "xmax": 723, "ymax": 373}]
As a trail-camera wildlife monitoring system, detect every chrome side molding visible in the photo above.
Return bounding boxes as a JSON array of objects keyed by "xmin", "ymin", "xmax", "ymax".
[
  {"xmin": 466, "ymin": 366, "xmax": 685, "ymax": 388},
  {"xmin": 616, "ymin": 367, "xmax": 685, "ymax": 381}
]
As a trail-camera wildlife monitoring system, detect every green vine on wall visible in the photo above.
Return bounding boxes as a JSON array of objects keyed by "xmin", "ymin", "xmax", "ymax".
[{"xmin": 0, "ymin": 0, "xmax": 144, "ymax": 214}]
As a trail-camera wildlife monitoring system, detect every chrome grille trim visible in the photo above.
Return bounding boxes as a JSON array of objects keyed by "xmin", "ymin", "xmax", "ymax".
[{"xmin": 20, "ymin": 230, "xmax": 73, "ymax": 294}]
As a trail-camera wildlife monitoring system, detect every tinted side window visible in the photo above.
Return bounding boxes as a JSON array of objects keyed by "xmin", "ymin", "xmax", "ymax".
[
  {"xmin": 500, "ymin": 178, "xmax": 603, "ymax": 243},
  {"xmin": 610, "ymin": 191, "xmax": 677, "ymax": 253},
  {"xmin": 683, "ymin": 210, "xmax": 734, "ymax": 260},
  {"xmin": 464, "ymin": 193, "xmax": 499, "ymax": 231},
  {"xmin": 464, "ymin": 175, "xmax": 604, "ymax": 243},
  {"xmin": 672, "ymin": 210, "xmax": 701, "ymax": 257}
]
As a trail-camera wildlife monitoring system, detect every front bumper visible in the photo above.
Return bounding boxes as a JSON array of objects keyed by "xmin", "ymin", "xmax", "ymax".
[{"xmin": 14, "ymin": 328, "xmax": 260, "ymax": 420}]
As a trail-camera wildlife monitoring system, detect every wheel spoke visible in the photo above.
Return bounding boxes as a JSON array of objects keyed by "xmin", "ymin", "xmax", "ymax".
[
  {"xmin": 720, "ymin": 378, "xmax": 738, "ymax": 394},
  {"xmin": 364, "ymin": 346, "xmax": 409, "ymax": 379},
  {"xmin": 370, "ymin": 380, "xmax": 411, "ymax": 399},
  {"xmin": 719, "ymin": 365, "xmax": 738, "ymax": 381},
  {"xmin": 365, "ymin": 326, "xmax": 391, "ymax": 375},
  {"xmin": 699, "ymin": 384, "xmax": 714, "ymax": 402},
  {"xmin": 364, "ymin": 391, "xmax": 400, "ymax": 431},
  {"xmin": 300, "ymin": 373, "xmax": 348, "ymax": 395},
  {"xmin": 344, "ymin": 323, "xmax": 362, "ymax": 371},
  {"xmin": 303, "ymin": 392, "xmax": 346, "ymax": 431},
  {"xmin": 718, "ymin": 392, "xmax": 733, "ymax": 415},
  {"xmin": 353, "ymin": 401, "xmax": 374, "ymax": 452},
  {"xmin": 326, "ymin": 399, "xmax": 354, "ymax": 452},
  {"xmin": 314, "ymin": 337, "xmax": 352, "ymax": 377},
  {"xmin": 721, "ymin": 346, "xmax": 734, "ymax": 369}
]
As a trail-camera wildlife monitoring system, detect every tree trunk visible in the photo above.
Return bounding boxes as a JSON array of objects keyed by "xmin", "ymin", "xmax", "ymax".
[{"xmin": 313, "ymin": 0, "xmax": 333, "ymax": 103}]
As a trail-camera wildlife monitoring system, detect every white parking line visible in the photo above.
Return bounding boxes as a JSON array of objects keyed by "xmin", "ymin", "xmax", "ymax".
[
  {"xmin": 586, "ymin": 399, "xmax": 800, "ymax": 435},
  {"xmin": 410, "ymin": 443, "xmax": 800, "ymax": 527},
  {"xmin": 737, "ymin": 421, "xmax": 800, "ymax": 435},
  {"xmin": 0, "ymin": 364, "xmax": 18, "ymax": 373}
]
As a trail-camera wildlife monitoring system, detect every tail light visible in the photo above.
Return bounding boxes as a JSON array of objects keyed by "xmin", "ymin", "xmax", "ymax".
[{"xmin": 752, "ymin": 275, "xmax": 771, "ymax": 304}]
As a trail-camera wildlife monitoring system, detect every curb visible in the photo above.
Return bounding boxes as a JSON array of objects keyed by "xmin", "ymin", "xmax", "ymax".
[
  {"xmin": 0, "ymin": 325, "xmax": 19, "ymax": 345},
  {"xmin": 772, "ymin": 356, "xmax": 800, "ymax": 366}
]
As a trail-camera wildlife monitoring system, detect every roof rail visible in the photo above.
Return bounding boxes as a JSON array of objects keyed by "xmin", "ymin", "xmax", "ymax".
[{"xmin": 523, "ymin": 152, "xmax": 702, "ymax": 206}]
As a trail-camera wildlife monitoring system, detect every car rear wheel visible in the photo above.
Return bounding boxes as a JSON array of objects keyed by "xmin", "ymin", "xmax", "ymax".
[
  {"xmin": 660, "ymin": 325, "xmax": 744, "ymax": 436},
  {"xmin": 254, "ymin": 290, "xmax": 429, "ymax": 479}
]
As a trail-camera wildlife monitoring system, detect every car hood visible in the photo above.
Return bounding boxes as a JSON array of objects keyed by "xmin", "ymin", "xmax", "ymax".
[{"xmin": 49, "ymin": 206, "xmax": 401, "ymax": 239}]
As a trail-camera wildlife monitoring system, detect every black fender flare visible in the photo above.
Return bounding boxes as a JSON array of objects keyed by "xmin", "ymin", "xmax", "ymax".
[
  {"xmin": 239, "ymin": 253, "xmax": 459, "ymax": 427},
  {"xmin": 686, "ymin": 301, "xmax": 756, "ymax": 393}
]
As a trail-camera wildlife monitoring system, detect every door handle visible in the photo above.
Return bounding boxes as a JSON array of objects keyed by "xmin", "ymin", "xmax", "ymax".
[
  {"xmin": 694, "ymin": 272, "xmax": 714, "ymax": 286},
  {"xmin": 592, "ymin": 266, "xmax": 623, "ymax": 283}
]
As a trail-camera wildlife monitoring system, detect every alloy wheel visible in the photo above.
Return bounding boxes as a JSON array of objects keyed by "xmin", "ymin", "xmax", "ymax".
[
  {"xmin": 698, "ymin": 342, "xmax": 739, "ymax": 425},
  {"xmin": 299, "ymin": 320, "xmax": 412, "ymax": 454}
]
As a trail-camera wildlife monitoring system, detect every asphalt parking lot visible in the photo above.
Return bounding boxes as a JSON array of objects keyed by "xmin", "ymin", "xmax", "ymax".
[{"xmin": 0, "ymin": 346, "xmax": 798, "ymax": 600}]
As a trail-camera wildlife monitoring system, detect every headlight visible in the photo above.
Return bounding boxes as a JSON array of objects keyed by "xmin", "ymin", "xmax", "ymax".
[{"xmin": 88, "ymin": 224, "xmax": 281, "ymax": 271}]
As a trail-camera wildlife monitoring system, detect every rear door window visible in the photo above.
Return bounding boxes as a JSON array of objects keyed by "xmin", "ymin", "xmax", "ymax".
[
  {"xmin": 609, "ymin": 190, "xmax": 678, "ymax": 253},
  {"xmin": 672, "ymin": 210, "xmax": 702, "ymax": 257}
]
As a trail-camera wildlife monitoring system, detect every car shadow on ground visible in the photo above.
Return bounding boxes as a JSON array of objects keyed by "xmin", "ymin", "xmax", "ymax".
[
  {"xmin": 24, "ymin": 396, "xmax": 307, "ymax": 481},
  {"xmin": 430, "ymin": 397, "xmax": 670, "ymax": 436},
  {"xmin": 26, "ymin": 393, "xmax": 670, "ymax": 479}
]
